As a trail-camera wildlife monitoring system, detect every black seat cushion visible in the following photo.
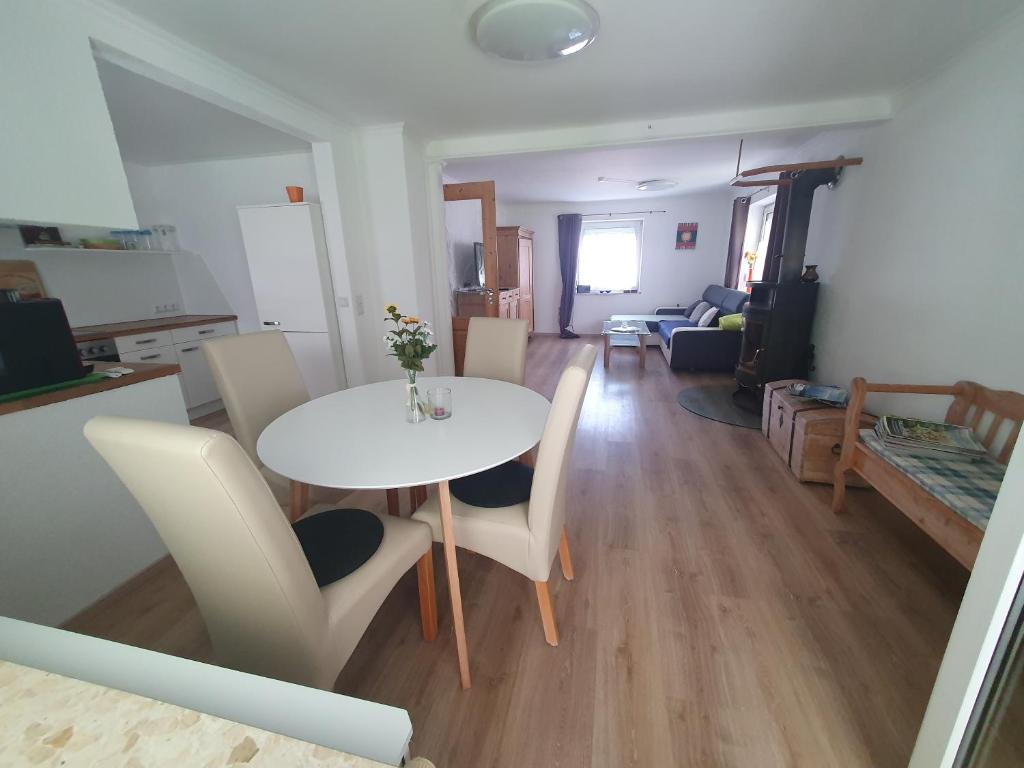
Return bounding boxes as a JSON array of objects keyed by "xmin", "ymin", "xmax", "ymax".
[
  {"xmin": 450, "ymin": 461, "xmax": 534, "ymax": 508},
  {"xmin": 292, "ymin": 509, "xmax": 384, "ymax": 588}
]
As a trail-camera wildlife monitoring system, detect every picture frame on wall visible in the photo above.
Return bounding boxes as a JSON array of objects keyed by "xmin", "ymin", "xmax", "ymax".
[{"xmin": 676, "ymin": 222, "xmax": 698, "ymax": 249}]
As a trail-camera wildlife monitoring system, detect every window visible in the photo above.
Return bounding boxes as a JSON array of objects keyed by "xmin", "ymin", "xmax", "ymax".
[
  {"xmin": 575, "ymin": 219, "xmax": 643, "ymax": 293},
  {"xmin": 742, "ymin": 204, "xmax": 774, "ymax": 290}
]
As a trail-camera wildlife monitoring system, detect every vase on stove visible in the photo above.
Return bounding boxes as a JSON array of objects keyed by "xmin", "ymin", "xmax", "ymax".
[{"xmin": 800, "ymin": 264, "xmax": 820, "ymax": 283}]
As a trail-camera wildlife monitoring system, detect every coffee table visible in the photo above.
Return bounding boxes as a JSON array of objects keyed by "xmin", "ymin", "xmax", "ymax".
[{"xmin": 601, "ymin": 320, "xmax": 651, "ymax": 369}]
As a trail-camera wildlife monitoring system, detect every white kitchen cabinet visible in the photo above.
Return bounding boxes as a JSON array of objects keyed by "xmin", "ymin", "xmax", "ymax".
[
  {"xmin": 118, "ymin": 347, "xmax": 178, "ymax": 366},
  {"xmin": 174, "ymin": 341, "xmax": 220, "ymax": 407},
  {"xmin": 113, "ymin": 320, "xmax": 238, "ymax": 411},
  {"xmin": 170, "ymin": 321, "xmax": 236, "ymax": 345},
  {"xmin": 114, "ymin": 330, "xmax": 174, "ymax": 356}
]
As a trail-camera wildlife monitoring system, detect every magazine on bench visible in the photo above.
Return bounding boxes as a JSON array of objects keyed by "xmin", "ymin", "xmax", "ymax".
[{"xmin": 873, "ymin": 415, "xmax": 987, "ymax": 460}]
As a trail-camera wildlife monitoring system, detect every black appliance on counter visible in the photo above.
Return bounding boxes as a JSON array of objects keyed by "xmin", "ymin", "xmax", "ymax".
[{"xmin": 0, "ymin": 298, "xmax": 93, "ymax": 396}]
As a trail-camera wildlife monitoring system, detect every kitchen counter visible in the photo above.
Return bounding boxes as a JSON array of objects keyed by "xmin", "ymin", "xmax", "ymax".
[
  {"xmin": 0, "ymin": 660, "xmax": 389, "ymax": 767},
  {"xmin": 72, "ymin": 313, "xmax": 238, "ymax": 342},
  {"xmin": 0, "ymin": 362, "xmax": 180, "ymax": 417}
]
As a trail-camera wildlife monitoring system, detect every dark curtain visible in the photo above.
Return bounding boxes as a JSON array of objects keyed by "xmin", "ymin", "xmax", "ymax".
[
  {"xmin": 723, "ymin": 196, "xmax": 750, "ymax": 289},
  {"xmin": 557, "ymin": 213, "xmax": 582, "ymax": 338}
]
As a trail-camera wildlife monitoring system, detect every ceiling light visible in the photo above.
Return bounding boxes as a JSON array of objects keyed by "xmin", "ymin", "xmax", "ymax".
[
  {"xmin": 471, "ymin": 0, "xmax": 600, "ymax": 62},
  {"xmin": 599, "ymin": 176, "xmax": 678, "ymax": 192},
  {"xmin": 635, "ymin": 179, "xmax": 676, "ymax": 192}
]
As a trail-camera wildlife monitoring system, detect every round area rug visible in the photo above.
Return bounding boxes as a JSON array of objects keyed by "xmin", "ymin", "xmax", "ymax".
[{"xmin": 676, "ymin": 383, "xmax": 762, "ymax": 429}]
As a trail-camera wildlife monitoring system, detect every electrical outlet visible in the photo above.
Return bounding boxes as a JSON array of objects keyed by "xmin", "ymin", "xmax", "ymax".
[{"xmin": 354, "ymin": 294, "xmax": 365, "ymax": 316}]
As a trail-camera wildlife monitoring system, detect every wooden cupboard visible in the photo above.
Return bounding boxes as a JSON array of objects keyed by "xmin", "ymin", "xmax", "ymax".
[
  {"xmin": 453, "ymin": 227, "xmax": 534, "ymax": 346},
  {"xmin": 497, "ymin": 226, "xmax": 534, "ymax": 333}
]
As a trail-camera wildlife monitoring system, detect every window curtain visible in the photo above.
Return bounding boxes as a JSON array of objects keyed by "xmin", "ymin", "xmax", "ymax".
[
  {"xmin": 557, "ymin": 213, "xmax": 582, "ymax": 339},
  {"xmin": 723, "ymin": 196, "xmax": 750, "ymax": 289}
]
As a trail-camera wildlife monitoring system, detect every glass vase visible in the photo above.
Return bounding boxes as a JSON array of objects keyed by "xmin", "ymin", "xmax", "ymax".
[{"xmin": 405, "ymin": 370, "xmax": 426, "ymax": 423}]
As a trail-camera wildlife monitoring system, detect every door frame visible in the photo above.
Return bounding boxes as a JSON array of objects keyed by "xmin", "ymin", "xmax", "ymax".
[{"xmin": 441, "ymin": 180, "xmax": 499, "ymax": 375}]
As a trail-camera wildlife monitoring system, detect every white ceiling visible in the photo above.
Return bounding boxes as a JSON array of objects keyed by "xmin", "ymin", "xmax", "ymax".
[
  {"xmin": 444, "ymin": 127, "xmax": 846, "ymax": 202},
  {"xmin": 95, "ymin": 59, "xmax": 311, "ymax": 165},
  {"xmin": 105, "ymin": 0, "xmax": 1021, "ymax": 139}
]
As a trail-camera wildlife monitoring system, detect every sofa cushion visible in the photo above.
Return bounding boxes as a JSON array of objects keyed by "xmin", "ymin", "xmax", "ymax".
[
  {"xmin": 658, "ymin": 319, "xmax": 694, "ymax": 345},
  {"xmin": 701, "ymin": 284, "xmax": 749, "ymax": 316},
  {"xmin": 697, "ymin": 307, "xmax": 720, "ymax": 327},
  {"xmin": 684, "ymin": 299, "xmax": 702, "ymax": 317},
  {"xmin": 701, "ymin": 285, "xmax": 724, "ymax": 307},
  {"xmin": 719, "ymin": 313, "xmax": 743, "ymax": 332},
  {"xmin": 689, "ymin": 301, "xmax": 711, "ymax": 322}
]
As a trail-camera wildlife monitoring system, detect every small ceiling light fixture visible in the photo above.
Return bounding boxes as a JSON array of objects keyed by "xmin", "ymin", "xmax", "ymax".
[
  {"xmin": 599, "ymin": 176, "xmax": 678, "ymax": 192},
  {"xmin": 471, "ymin": 0, "xmax": 600, "ymax": 62}
]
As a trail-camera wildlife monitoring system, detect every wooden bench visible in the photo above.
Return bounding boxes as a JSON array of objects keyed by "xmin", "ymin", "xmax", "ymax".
[{"xmin": 832, "ymin": 379, "xmax": 1024, "ymax": 569}]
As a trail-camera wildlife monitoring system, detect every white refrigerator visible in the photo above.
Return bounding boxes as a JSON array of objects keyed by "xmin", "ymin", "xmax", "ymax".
[{"xmin": 237, "ymin": 202, "xmax": 343, "ymax": 398}]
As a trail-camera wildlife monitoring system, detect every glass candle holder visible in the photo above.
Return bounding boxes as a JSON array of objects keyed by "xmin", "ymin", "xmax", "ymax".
[{"xmin": 428, "ymin": 387, "xmax": 452, "ymax": 420}]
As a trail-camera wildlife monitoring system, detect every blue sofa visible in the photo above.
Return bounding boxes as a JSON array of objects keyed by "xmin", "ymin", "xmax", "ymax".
[{"xmin": 654, "ymin": 285, "xmax": 749, "ymax": 371}]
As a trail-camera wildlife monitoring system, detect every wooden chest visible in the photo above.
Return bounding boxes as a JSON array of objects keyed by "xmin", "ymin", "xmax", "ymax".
[{"xmin": 763, "ymin": 380, "xmax": 875, "ymax": 485}]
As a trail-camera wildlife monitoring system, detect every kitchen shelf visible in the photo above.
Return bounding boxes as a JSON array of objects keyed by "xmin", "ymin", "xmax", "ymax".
[{"xmin": 21, "ymin": 246, "xmax": 190, "ymax": 256}]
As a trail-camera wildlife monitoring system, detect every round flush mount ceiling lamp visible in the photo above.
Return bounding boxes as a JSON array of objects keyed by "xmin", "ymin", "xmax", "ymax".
[
  {"xmin": 599, "ymin": 176, "xmax": 678, "ymax": 192},
  {"xmin": 635, "ymin": 179, "xmax": 677, "ymax": 192},
  {"xmin": 471, "ymin": 0, "xmax": 600, "ymax": 61}
]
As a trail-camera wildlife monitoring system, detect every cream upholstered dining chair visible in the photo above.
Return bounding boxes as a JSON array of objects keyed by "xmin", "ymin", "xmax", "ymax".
[
  {"xmin": 463, "ymin": 317, "xmax": 529, "ymax": 385},
  {"xmin": 202, "ymin": 330, "xmax": 341, "ymax": 516},
  {"xmin": 413, "ymin": 343, "xmax": 596, "ymax": 646},
  {"xmin": 84, "ymin": 416, "xmax": 436, "ymax": 690}
]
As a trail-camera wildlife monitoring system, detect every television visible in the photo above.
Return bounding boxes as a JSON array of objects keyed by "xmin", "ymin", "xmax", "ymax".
[{"xmin": 473, "ymin": 242, "xmax": 485, "ymax": 288}]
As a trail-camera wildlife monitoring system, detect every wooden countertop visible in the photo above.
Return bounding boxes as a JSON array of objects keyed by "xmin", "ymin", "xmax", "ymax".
[
  {"xmin": 73, "ymin": 314, "xmax": 237, "ymax": 342},
  {"xmin": 0, "ymin": 660, "xmax": 389, "ymax": 768},
  {"xmin": 0, "ymin": 362, "xmax": 181, "ymax": 417}
]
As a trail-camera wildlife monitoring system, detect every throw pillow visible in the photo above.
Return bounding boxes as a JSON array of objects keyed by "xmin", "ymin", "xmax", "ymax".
[
  {"xmin": 719, "ymin": 313, "xmax": 743, "ymax": 332},
  {"xmin": 688, "ymin": 300, "xmax": 710, "ymax": 320},
  {"xmin": 684, "ymin": 298, "xmax": 703, "ymax": 317},
  {"xmin": 697, "ymin": 307, "xmax": 719, "ymax": 327}
]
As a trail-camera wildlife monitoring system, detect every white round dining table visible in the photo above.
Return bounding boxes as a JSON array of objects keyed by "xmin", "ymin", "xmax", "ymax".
[{"xmin": 257, "ymin": 376, "xmax": 551, "ymax": 689}]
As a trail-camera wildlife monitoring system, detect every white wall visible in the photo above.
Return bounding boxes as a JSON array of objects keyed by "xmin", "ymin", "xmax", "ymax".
[
  {"xmin": 0, "ymin": 3, "xmax": 137, "ymax": 228},
  {"xmin": 800, "ymin": 13, "xmax": 1024, "ymax": 419},
  {"xmin": 444, "ymin": 199, "xmax": 483, "ymax": 313},
  {"xmin": 497, "ymin": 191, "xmax": 734, "ymax": 334},
  {"xmin": 0, "ymin": 375, "xmax": 186, "ymax": 626},
  {"xmin": 358, "ymin": 124, "xmax": 439, "ymax": 379},
  {"xmin": 124, "ymin": 152, "xmax": 319, "ymax": 333}
]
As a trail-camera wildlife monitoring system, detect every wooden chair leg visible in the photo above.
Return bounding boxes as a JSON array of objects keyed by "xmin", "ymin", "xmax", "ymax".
[
  {"xmin": 386, "ymin": 488, "xmax": 400, "ymax": 517},
  {"xmin": 558, "ymin": 527, "xmax": 575, "ymax": 581},
  {"xmin": 408, "ymin": 486, "xmax": 427, "ymax": 512},
  {"xmin": 289, "ymin": 480, "xmax": 309, "ymax": 522},
  {"xmin": 416, "ymin": 549, "xmax": 438, "ymax": 642},
  {"xmin": 832, "ymin": 470, "xmax": 848, "ymax": 515},
  {"xmin": 534, "ymin": 581, "xmax": 559, "ymax": 646}
]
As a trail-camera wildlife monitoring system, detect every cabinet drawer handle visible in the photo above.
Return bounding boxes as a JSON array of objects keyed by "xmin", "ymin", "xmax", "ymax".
[
  {"xmin": 135, "ymin": 337, "xmax": 158, "ymax": 345},
  {"xmin": 263, "ymin": 321, "xmax": 281, "ymax": 326},
  {"xmin": 831, "ymin": 443, "xmax": 842, "ymax": 456},
  {"xmin": 197, "ymin": 329, "xmax": 215, "ymax": 335},
  {"xmin": 181, "ymin": 346, "xmax": 199, "ymax": 353},
  {"xmin": 140, "ymin": 353, "xmax": 161, "ymax": 361}
]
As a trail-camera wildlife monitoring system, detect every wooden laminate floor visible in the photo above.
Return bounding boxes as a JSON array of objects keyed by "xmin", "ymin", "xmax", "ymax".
[{"xmin": 65, "ymin": 336, "xmax": 969, "ymax": 768}]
